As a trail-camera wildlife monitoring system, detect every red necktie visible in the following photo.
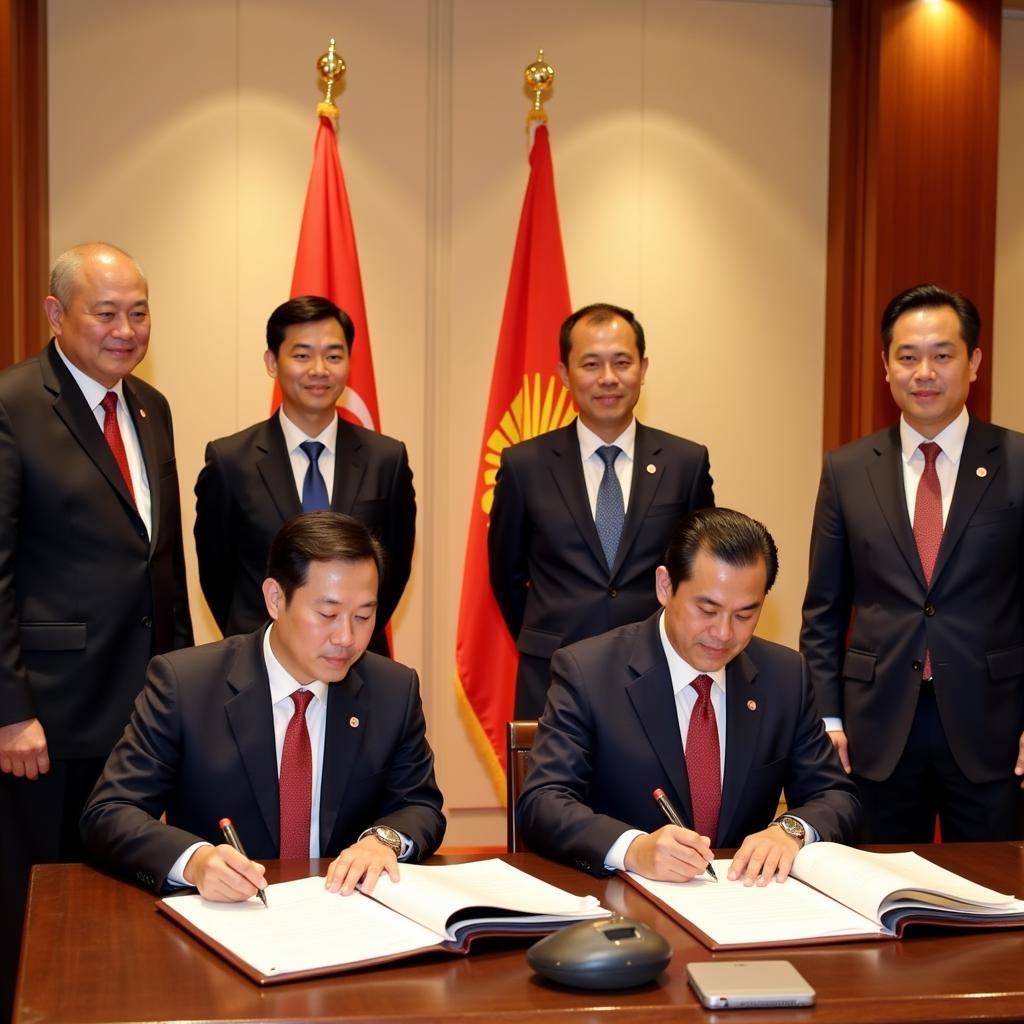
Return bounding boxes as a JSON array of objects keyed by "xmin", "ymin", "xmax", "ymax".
[
  {"xmin": 685, "ymin": 674, "xmax": 721, "ymax": 843},
  {"xmin": 279, "ymin": 689, "xmax": 314, "ymax": 858},
  {"xmin": 100, "ymin": 391, "xmax": 135, "ymax": 503},
  {"xmin": 913, "ymin": 442, "xmax": 943, "ymax": 678}
]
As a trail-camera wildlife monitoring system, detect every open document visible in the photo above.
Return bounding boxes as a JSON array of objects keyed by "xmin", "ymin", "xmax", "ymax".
[
  {"xmin": 158, "ymin": 858, "xmax": 610, "ymax": 983},
  {"xmin": 624, "ymin": 843, "xmax": 1024, "ymax": 949}
]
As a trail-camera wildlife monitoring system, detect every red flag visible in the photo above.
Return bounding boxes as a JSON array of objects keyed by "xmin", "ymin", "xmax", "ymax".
[
  {"xmin": 455, "ymin": 125, "xmax": 573, "ymax": 796},
  {"xmin": 274, "ymin": 114, "xmax": 380, "ymax": 431}
]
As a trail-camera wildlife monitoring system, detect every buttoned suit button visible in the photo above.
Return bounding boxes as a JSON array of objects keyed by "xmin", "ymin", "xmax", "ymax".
[
  {"xmin": 924, "ymin": 603, "xmax": 935, "ymax": 617},
  {"xmin": 912, "ymin": 659, "xmax": 923, "ymax": 672},
  {"xmin": 608, "ymin": 588, "xmax": 617, "ymax": 598},
  {"xmin": 140, "ymin": 615, "xmax": 153, "ymax": 628}
]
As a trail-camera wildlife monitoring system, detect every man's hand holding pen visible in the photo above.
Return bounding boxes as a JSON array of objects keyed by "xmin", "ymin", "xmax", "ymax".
[
  {"xmin": 624, "ymin": 826, "xmax": 716, "ymax": 882},
  {"xmin": 182, "ymin": 844, "xmax": 267, "ymax": 903}
]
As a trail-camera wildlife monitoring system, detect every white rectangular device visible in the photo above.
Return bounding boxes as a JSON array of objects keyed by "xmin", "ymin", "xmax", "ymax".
[{"xmin": 687, "ymin": 960, "xmax": 815, "ymax": 1009}]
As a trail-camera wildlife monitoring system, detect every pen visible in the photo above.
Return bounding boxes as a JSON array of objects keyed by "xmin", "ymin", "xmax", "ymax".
[
  {"xmin": 651, "ymin": 788, "xmax": 718, "ymax": 882},
  {"xmin": 219, "ymin": 816, "xmax": 269, "ymax": 907}
]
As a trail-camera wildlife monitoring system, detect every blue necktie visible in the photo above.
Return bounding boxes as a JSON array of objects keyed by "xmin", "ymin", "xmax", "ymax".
[
  {"xmin": 299, "ymin": 440, "xmax": 329, "ymax": 512},
  {"xmin": 595, "ymin": 445, "xmax": 625, "ymax": 570}
]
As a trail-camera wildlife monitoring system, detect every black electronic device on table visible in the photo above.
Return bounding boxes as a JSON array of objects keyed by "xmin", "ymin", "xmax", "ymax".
[{"xmin": 527, "ymin": 916, "xmax": 672, "ymax": 990}]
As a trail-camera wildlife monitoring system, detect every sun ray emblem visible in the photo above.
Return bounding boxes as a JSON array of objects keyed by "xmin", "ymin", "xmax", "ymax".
[{"xmin": 480, "ymin": 373, "xmax": 575, "ymax": 515}]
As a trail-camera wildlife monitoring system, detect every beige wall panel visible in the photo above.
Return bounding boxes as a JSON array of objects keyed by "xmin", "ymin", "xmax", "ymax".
[
  {"xmin": 994, "ymin": 15, "xmax": 1024, "ymax": 432},
  {"xmin": 50, "ymin": 0, "xmax": 830, "ymax": 849}
]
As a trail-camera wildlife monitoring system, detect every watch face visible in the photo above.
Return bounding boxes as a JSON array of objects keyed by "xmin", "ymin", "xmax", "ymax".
[
  {"xmin": 374, "ymin": 826, "xmax": 402, "ymax": 852},
  {"xmin": 778, "ymin": 816, "xmax": 805, "ymax": 840}
]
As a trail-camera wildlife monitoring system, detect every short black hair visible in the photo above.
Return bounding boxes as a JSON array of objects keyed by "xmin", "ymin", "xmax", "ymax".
[
  {"xmin": 266, "ymin": 295, "xmax": 355, "ymax": 356},
  {"xmin": 559, "ymin": 302, "xmax": 646, "ymax": 364},
  {"xmin": 663, "ymin": 507, "xmax": 778, "ymax": 594},
  {"xmin": 266, "ymin": 511, "xmax": 384, "ymax": 603},
  {"xmin": 880, "ymin": 284, "xmax": 981, "ymax": 357}
]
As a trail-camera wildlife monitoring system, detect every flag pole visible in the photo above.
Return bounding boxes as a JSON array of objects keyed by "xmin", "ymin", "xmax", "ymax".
[{"xmin": 316, "ymin": 38, "xmax": 344, "ymax": 119}]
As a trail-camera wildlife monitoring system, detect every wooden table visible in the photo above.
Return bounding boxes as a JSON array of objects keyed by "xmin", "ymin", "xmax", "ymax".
[{"xmin": 14, "ymin": 845, "xmax": 1024, "ymax": 1023}]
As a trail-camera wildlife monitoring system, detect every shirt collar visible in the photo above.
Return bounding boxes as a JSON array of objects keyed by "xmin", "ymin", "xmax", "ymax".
[
  {"xmin": 899, "ymin": 406, "xmax": 969, "ymax": 465},
  {"xmin": 262, "ymin": 624, "xmax": 329, "ymax": 706},
  {"xmin": 54, "ymin": 340, "xmax": 127, "ymax": 412},
  {"xmin": 575, "ymin": 416, "xmax": 637, "ymax": 462},
  {"xmin": 278, "ymin": 409, "xmax": 338, "ymax": 455},
  {"xmin": 658, "ymin": 611, "xmax": 726, "ymax": 696}
]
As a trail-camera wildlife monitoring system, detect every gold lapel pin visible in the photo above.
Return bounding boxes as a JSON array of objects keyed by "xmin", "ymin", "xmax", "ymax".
[
  {"xmin": 349, "ymin": 716, "xmax": 360, "ymax": 728},
  {"xmin": 976, "ymin": 467, "xmax": 987, "ymax": 478},
  {"xmin": 139, "ymin": 408, "xmax": 147, "ymax": 418},
  {"xmin": 646, "ymin": 464, "xmax": 657, "ymax": 474},
  {"xmin": 746, "ymin": 699, "xmax": 757, "ymax": 712}
]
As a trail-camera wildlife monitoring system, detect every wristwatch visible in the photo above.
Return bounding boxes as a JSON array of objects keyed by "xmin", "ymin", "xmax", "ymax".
[
  {"xmin": 359, "ymin": 825, "xmax": 403, "ymax": 857},
  {"xmin": 770, "ymin": 814, "xmax": 807, "ymax": 845}
]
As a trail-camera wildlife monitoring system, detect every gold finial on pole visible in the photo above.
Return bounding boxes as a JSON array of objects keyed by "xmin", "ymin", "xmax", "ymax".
[
  {"xmin": 316, "ymin": 38, "xmax": 345, "ymax": 118},
  {"xmin": 524, "ymin": 49, "xmax": 554, "ymax": 125}
]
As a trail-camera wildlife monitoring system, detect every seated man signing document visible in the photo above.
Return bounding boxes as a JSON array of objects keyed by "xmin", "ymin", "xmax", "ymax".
[
  {"xmin": 81, "ymin": 512, "xmax": 445, "ymax": 900},
  {"xmin": 518, "ymin": 507, "xmax": 859, "ymax": 884}
]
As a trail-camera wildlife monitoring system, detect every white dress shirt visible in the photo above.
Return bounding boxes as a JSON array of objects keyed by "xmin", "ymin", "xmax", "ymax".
[
  {"xmin": 54, "ymin": 341, "xmax": 152, "ymax": 537},
  {"xmin": 576, "ymin": 417, "xmax": 637, "ymax": 516},
  {"xmin": 279, "ymin": 410, "xmax": 337, "ymax": 503},
  {"xmin": 823, "ymin": 406, "xmax": 968, "ymax": 733}
]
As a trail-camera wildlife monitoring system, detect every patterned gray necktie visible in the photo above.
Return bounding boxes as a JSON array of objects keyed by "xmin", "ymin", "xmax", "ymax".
[{"xmin": 595, "ymin": 445, "xmax": 625, "ymax": 569}]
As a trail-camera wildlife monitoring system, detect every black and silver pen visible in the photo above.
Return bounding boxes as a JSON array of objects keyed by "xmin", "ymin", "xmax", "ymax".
[
  {"xmin": 219, "ymin": 816, "xmax": 269, "ymax": 907},
  {"xmin": 652, "ymin": 788, "xmax": 718, "ymax": 882}
]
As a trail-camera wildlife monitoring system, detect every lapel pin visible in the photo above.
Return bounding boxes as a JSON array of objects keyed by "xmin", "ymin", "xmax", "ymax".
[
  {"xmin": 746, "ymin": 699, "xmax": 757, "ymax": 712},
  {"xmin": 349, "ymin": 716, "xmax": 360, "ymax": 728},
  {"xmin": 646, "ymin": 463, "xmax": 657, "ymax": 474},
  {"xmin": 139, "ymin": 408, "xmax": 147, "ymax": 418},
  {"xmin": 976, "ymin": 467, "xmax": 987, "ymax": 478}
]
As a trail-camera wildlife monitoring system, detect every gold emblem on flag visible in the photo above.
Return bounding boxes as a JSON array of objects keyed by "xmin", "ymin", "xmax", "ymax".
[{"xmin": 480, "ymin": 373, "xmax": 574, "ymax": 515}]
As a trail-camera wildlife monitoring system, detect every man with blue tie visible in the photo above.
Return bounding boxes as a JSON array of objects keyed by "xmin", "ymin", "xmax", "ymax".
[
  {"xmin": 194, "ymin": 296, "xmax": 415, "ymax": 656},
  {"xmin": 488, "ymin": 302, "xmax": 715, "ymax": 718}
]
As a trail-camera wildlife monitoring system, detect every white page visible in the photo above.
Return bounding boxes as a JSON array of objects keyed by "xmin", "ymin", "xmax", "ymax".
[
  {"xmin": 367, "ymin": 859, "xmax": 607, "ymax": 939},
  {"xmin": 627, "ymin": 859, "xmax": 881, "ymax": 946},
  {"xmin": 791, "ymin": 844, "xmax": 1022, "ymax": 922},
  {"xmin": 161, "ymin": 875, "xmax": 442, "ymax": 978}
]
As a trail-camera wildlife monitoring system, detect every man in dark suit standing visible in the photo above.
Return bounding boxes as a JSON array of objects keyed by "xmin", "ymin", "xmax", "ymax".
[
  {"xmin": 0, "ymin": 243, "xmax": 193, "ymax": 1017},
  {"xmin": 488, "ymin": 302, "xmax": 714, "ymax": 718},
  {"xmin": 82, "ymin": 512, "xmax": 444, "ymax": 900},
  {"xmin": 518, "ymin": 508, "xmax": 859, "ymax": 882},
  {"xmin": 194, "ymin": 296, "xmax": 415, "ymax": 657},
  {"xmin": 801, "ymin": 284, "xmax": 1024, "ymax": 843}
]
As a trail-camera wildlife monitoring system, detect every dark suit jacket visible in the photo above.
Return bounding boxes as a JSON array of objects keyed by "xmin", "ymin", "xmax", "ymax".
[
  {"xmin": 488, "ymin": 420, "xmax": 714, "ymax": 714},
  {"xmin": 800, "ymin": 417, "xmax": 1024, "ymax": 784},
  {"xmin": 0, "ymin": 341, "xmax": 193, "ymax": 758},
  {"xmin": 517, "ymin": 615, "xmax": 860, "ymax": 876},
  {"xmin": 80, "ymin": 628, "xmax": 445, "ymax": 893},
  {"xmin": 194, "ymin": 414, "xmax": 415, "ymax": 655}
]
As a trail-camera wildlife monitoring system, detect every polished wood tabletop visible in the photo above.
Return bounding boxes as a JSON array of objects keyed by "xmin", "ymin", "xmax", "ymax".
[{"xmin": 14, "ymin": 844, "xmax": 1024, "ymax": 1023}]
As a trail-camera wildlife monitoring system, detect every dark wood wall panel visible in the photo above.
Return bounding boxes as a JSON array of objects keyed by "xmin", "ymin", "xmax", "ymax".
[
  {"xmin": 823, "ymin": 0, "xmax": 1001, "ymax": 450},
  {"xmin": 0, "ymin": 0, "xmax": 48, "ymax": 371}
]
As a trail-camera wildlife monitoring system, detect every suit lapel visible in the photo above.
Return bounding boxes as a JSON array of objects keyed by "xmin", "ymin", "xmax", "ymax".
[
  {"xmin": 545, "ymin": 422, "xmax": 608, "ymax": 571},
  {"xmin": 717, "ymin": 649, "xmax": 761, "ymax": 845},
  {"xmin": 932, "ymin": 417, "xmax": 1000, "ymax": 586},
  {"xmin": 625, "ymin": 615, "xmax": 693, "ymax": 824},
  {"xmin": 331, "ymin": 417, "xmax": 367, "ymax": 515},
  {"xmin": 865, "ymin": 425, "xmax": 926, "ymax": 587},
  {"xmin": 122, "ymin": 378, "xmax": 160, "ymax": 550},
  {"xmin": 223, "ymin": 633, "xmax": 281, "ymax": 850},
  {"xmin": 318, "ymin": 664, "xmax": 367, "ymax": 854},
  {"xmin": 42, "ymin": 344, "xmax": 144, "ymax": 526},
  {"xmin": 256, "ymin": 417, "xmax": 302, "ymax": 521},
  {"xmin": 613, "ymin": 422, "xmax": 666, "ymax": 577}
]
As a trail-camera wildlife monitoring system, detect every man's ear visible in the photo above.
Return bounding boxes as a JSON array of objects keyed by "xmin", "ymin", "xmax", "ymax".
[
  {"xmin": 264, "ymin": 349, "xmax": 278, "ymax": 378},
  {"xmin": 655, "ymin": 565, "xmax": 672, "ymax": 608},
  {"xmin": 262, "ymin": 578, "xmax": 284, "ymax": 621},
  {"xmin": 44, "ymin": 296, "xmax": 64, "ymax": 335}
]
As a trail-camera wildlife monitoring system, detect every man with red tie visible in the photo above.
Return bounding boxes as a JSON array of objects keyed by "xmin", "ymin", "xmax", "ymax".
[
  {"xmin": 518, "ymin": 508, "xmax": 858, "ymax": 883},
  {"xmin": 801, "ymin": 285, "xmax": 1024, "ymax": 842},
  {"xmin": 0, "ymin": 243, "xmax": 193, "ymax": 1019},
  {"xmin": 81, "ymin": 512, "xmax": 444, "ymax": 901}
]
